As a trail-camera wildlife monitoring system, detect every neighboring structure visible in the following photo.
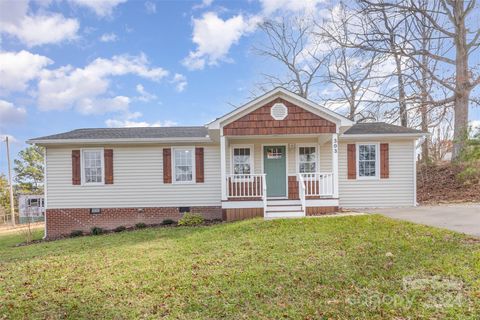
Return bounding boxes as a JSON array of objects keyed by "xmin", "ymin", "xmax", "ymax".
[
  {"xmin": 18, "ymin": 194, "xmax": 45, "ymax": 224},
  {"xmin": 28, "ymin": 88, "xmax": 425, "ymax": 238}
]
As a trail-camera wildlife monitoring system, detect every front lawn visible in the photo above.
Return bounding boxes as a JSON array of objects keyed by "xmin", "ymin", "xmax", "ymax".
[{"xmin": 0, "ymin": 215, "xmax": 479, "ymax": 319}]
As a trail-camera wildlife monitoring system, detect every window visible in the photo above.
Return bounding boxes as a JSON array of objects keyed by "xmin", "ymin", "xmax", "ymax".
[
  {"xmin": 358, "ymin": 144, "xmax": 378, "ymax": 178},
  {"xmin": 232, "ymin": 147, "xmax": 252, "ymax": 175},
  {"xmin": 298, "ymin": 146, "xmax": 317, "ymax": 173},
  {"xmin": 82, "ymin": 149, "xmax": 104, "ymax": 184},
  {"xmin": 173, "ymin": 148, "xmax": 194, "ymax": 183},
  {"xmin": 27, "ymin": 198, "xmax": 39, "ymax": 207}
]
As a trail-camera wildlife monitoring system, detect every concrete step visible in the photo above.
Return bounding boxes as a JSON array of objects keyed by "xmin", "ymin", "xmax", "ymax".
[
  {"xmin": 266, "ymin": 205, "xmax": 303, "ymax": 212},
  {"xmin": 265, "ymin": 211, "xmax": 305, "ymax": 219}
]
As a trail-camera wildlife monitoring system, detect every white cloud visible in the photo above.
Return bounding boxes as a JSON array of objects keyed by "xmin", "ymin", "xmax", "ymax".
[
  {"xmin": 69, "ymin": 0, "xmax": 127, "ymax": 17},
  {"xmin": 0, "ymin": 0, "xmax": 79, "ymax": 47},
  {"xmin": 144, "ymin": 1, "xmax": 156, "ymax": 14},
  {"xmin": 171, "ymin": 73, "xmax": 187, "ymax": 92},
  {"xmin": 99, "ymin": 33, "xmax": 118, "ymax": 42},
  {"xmin": 0, "ymin": 134, "xmax": 18, "ymax": 143},
  {"xmin": 0, "ymin": 50, "xmax": 52, "ymax": 94},
  {"xmin": 470, "ymin": 120, "xmax": 480, "ymax": 137},
  {"xmin": 182, "ymin": 12, "xmax": 261, "ymax": 70},
  {"xmin": 135, "ymin": 84, "xmax": 157, "ymax": 102},
  {"xmin": 193, "ymin": 0, "xmax": 214, "ymax": 10},
  {"xmin": 105, "ymin": 112, "xmax": 177, "ymax": 128},
  {"xmin": 37, "ymin": 53, "xmax": 169, "ymax": 114},
  {"xmin": 0, "ymin": 100, "xmax": 27, "ymax": 125},
  {"xmin": 260, "ymin": 0, "xmax": 326, "ymax": 15}
]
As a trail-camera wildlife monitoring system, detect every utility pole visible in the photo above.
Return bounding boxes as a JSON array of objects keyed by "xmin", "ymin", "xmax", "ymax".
[{"xmin": 5, "ymin": 136, "xmax": 15, "ymax": 227}]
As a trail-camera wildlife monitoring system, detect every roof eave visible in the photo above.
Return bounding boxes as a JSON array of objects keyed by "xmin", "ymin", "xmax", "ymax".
[
  {"xmin": 340, "ymin": 133, "xmax": 427, "ymax": 140},
  {"xmin": 28, "ymin": 136, "xmax": 212, "ymax": 146}
]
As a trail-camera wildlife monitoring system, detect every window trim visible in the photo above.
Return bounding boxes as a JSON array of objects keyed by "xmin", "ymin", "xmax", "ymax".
[
  {"xmin": 230, "ymin": 144, "xmax": 254, "ymax": 177},
  {"xmin": 80, "ymin": 148, "xmax": 105, "ymax": 186},
  {"xmin": 172, "ymin": 146, "xmax": 196, "ymax": 184},
  {"xmin": 296, "ymin": 143, "xmax": 319, "ymax": 174},
  {"xmin": 356, "ymin": 142, "xmax": 380, "ymax": 180}
]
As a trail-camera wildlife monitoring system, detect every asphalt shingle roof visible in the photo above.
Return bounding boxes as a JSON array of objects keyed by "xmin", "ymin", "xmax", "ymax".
[
  {"xmin": 344, "ymin": 122, "xmax": 424, "ymax": 135},
  {"xmin": 30, "ymin": 127, "xmax": 209, "ymax": 141}
]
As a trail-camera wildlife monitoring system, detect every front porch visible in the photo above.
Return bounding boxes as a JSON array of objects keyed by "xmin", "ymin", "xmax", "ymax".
[{"xmin": 220, "ymin": 134, "xmax": 340, "ymax": 220}]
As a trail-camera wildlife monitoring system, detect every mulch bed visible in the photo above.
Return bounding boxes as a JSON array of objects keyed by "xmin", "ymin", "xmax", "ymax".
[{"xmin": 417, "ymin": 163, "xmax": 480, "ymax": 204}]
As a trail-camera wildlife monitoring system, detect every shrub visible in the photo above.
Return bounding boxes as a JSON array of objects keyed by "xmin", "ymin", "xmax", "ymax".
[
  {"xmin": 114, "ymin": 226, "xmax": 126, "ymax": 233},
  {"xmin": 91, "ymin": 227, "xmax": 104, "ymax": 235},
  {"xmin": 161, "ymin": 219, "xmax": 175, "ymax": 225},
  {"xmin": 135, "ymin": 222, "xmax": 147, "ymax": 229},
  {"xmin": 70, "ymin": 230, "xmax": 83, "ymax": 237},
  {"xmin": 178, "ymin": 213, "xmax": 204, "ymax": 227}
]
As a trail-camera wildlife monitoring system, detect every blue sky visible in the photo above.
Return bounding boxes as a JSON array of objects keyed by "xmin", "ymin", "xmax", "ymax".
[{"xmin": 0, "ymin": 0, "xmax": 479, "ymax": 175}]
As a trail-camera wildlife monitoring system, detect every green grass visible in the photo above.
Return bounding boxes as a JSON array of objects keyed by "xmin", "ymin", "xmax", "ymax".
[{"xmin": 1, "ymin": 215, "xmax": 479, "ymax": 319}]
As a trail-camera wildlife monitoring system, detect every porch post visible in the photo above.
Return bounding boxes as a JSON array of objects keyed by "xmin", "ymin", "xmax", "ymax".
[
  {"xmin": 332, "ymin": 133, "xmax": 339, "ymax": 198},
  {"xmin": 220, "ymin": 133, "xmax": 227, "ymax": 201}
]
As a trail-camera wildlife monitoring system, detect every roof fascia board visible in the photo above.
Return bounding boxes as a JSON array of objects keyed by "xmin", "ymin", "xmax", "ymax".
[{"xmin": 28, "ymin": 136, "xmax": 213, "ymax": 146}]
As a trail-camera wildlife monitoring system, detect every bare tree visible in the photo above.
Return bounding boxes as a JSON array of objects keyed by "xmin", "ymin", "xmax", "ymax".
[
  {"xmin": 254, "ymin": 16, "xmax": 328, "ymax": 98},
  {"xmin": 363, "ymin": 0, "xmax": 480, "ymax": 159}
]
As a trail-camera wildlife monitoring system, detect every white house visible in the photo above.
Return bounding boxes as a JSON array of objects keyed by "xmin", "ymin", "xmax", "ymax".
[{"xmin": 28, "ymin": 88, "xmax": 424, "ymax": 238}]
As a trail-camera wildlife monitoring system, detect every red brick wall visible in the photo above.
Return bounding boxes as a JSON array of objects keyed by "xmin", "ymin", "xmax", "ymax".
[
  {"xmin": 46, "ymin": 206, "xmax": 222, "ymax": 239},
  {"xmin": 223, "ymin": 98, "xmax": 336, "ymax": 136}
]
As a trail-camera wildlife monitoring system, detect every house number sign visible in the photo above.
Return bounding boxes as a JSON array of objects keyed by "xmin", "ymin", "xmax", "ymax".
[{"xmin": 333, "ymin": 137, "xmax": 338, "ymax": 153}]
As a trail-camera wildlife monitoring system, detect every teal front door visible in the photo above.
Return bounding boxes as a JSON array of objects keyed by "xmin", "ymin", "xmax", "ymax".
[{"xmin": 264, "ymin": 146, "xmax": 287, "ymax": 197}]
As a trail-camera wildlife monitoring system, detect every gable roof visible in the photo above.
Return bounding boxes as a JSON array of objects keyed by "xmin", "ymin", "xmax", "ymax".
[
  {"xmin": 28, "ymin": 127, "xmax": 209, "ymax": 145},
  {"xmin": 343, "ymin": 122, "xmax": 425, "ymax": 136},
  {"xmin": 207, "ymin": 87, "xmax": 354, "ymax": 129}
]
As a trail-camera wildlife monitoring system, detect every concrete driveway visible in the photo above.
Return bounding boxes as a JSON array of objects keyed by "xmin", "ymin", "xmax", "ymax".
[{"xmin": 357, "ymin": 203, "xmax": 480, "ymax": 237}]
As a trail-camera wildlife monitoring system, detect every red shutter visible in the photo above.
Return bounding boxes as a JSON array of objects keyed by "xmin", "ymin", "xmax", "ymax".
[
  {"xmin": 72, "ymin": 150, "xmax": 81, "ymax": 185},
  {"xmin": 347, "ymin": 144, "xmax": 356, "ymax": 179},
  {"xmin": 104, "ymin": 149, "xmax": 114, "ymax": 184},
  {"xmin": 195, "ymin": 147, "xmax": 204, "ymax": 183},
  {"xmin": 163, "ymin": 148, "xmax": 172, "ymax": 184},
  {"xmin": 380, "ymin": 143, "xmax": 389, "ymax": 179}
]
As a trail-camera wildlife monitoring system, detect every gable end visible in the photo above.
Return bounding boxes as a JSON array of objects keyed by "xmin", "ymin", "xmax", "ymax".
[{"xmin": 223, "ymin": 98, "xmax": 336, "ymax": 136}]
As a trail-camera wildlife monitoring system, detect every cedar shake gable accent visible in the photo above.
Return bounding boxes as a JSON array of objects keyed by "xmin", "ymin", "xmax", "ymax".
[
  {"xmin": 72, "ymin": 150, "xmax": 81, "ymax": 185},
  {"xmin": 163, "ymin": 148, "xmax": 172, "ymax": 184},
  {"xmin": 223, "ymin": 98, "xmax": 336, "ymax": 136}
]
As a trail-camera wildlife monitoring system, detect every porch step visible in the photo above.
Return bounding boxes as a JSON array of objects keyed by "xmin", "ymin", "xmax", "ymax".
[
  {"xmin": 266, "ymin": 199, "xmax": 301, "ymax": 206},
  {"xmin": 264, "ymin": 211, "xmax": 305, "ymax": 219},
  {"xmin": 266, "ymin": 205, "xmax": 302, "ymax": 212}
]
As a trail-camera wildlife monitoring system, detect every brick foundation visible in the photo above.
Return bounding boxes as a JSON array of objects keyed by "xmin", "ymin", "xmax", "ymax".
[{"xmin": 45, "ymin": 206, "xmax": 222, "ymax": 239}]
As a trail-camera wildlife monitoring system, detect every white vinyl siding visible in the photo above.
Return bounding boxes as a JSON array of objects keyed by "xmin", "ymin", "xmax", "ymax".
[
  {"xmin": 339, "ymin": 139, "xmax": 415, "ymax": 208},
  {"xmin": 45, "ymin": 144, "xmax": 221, "ymax": 208}
]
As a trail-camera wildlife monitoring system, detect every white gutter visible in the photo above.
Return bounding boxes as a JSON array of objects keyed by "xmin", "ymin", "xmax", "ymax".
[
  {"xmin": 28, "ymin": 136, "xmax": 213, "ymax": 145},
  {"xmin": 340, "ymin": 133, "xmax": 427, "ymax": 140}
]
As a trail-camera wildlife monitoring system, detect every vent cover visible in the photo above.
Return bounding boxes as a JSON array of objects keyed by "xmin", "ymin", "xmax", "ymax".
[{"xmin": 271, "ymin": 103, "xmax": 288, "ymax": 120}]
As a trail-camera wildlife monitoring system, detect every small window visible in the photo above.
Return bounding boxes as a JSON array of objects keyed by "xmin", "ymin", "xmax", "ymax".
[
  {"xmin": 83, "ymin": 149, "xmax": 104, "ymax": 184},
  {"xmin": 27, "ymin": 199, "xmax": 39, "ymax": 207},
  {"xmin": 358, "ymin": 144, "xmax": 377, "ymax": 178},
  {"xmin": 232, "ymin": 147, "xmax": 252, "ymax": 175},
  {"xmin": 173, "ymin": 148, "xmax": 194, "ymax": 183},
  {"xmin": 298, "ymin": 146, "xmax": 316, "ymax": 173}
]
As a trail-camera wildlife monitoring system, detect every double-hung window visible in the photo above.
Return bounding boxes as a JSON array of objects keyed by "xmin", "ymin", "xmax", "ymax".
[
  {"xmin": 358, "ymin": 144, "xmax": 378, "ymax": 178},
  {"xmin": 232, "ymin": 146, "xmax": 252, "ymax": 176},
  {"xmin": 173, "ymin": 148, "xmax": 194, "ymax": 183},
  {"xmin": 298, "ymin": 146, "xmax": 317, "ymax": 173},
  {"xmin": 82, "ymin": 149, "xmax": 104, "ymax": 184}
]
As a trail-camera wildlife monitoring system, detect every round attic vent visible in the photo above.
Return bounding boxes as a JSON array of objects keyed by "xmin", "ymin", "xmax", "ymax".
[{"xmin": 271, "ymin": 103, "xmax": 288, "ymax": 120}]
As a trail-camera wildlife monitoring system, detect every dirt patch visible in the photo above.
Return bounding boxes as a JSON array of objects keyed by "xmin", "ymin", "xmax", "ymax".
[{"xmin": 417, "ymin": 163, "xmax": 480, "ymax": 204}]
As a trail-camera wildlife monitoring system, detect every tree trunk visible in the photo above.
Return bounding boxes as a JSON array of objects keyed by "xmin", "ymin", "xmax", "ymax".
[
  {"xmin": 452, "ymin": 0, "xmax": 470, "ymax": 160},
  {"xmin": 394, "ymin": 52, "xmax": 408, "ymax": 127}
]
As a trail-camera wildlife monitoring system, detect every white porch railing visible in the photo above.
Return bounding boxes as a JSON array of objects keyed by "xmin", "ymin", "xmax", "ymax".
[
  {"xmin": 226, "ymin": 174, "xmax": 267, "ymax": 216},
  {"xmin": 297, "ymin": 174, "xmax": 307, "ymax": 215},
  {"xmin": 297, "ymin": 173, "xmax": 334, "ymax": 197}
]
